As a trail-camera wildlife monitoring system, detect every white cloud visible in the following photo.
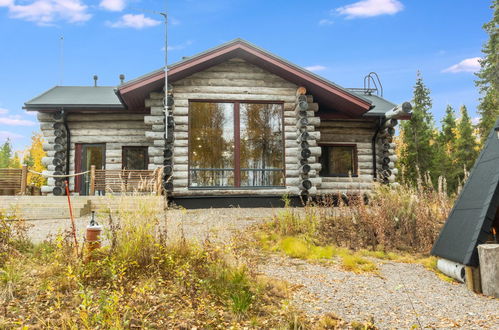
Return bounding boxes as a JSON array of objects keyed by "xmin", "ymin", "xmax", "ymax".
[
  {"xmin": 442, "ymin": 57, "xmax": 481, "ymax": 73},
  {"xmin": 305, "ymin": 65, "xmax": 327, "ymax": 72},
  {"xmin": 0, "ymin": 130, "xmax": 24, "ymax": 141},
  {"xmin": 336, "ymin": 0, "xmax": 403, "ymax": 19},
  {"xmin": 107, "ymin": 14, "xmax": 161, "ymax": 29},
  {"xmin": 99, "ymin": 0, "xmax": 124, "ymax": 11},
  {"xmin": 166, "ymin": 40, "xmax": 193, "ymax": 51},
  {"xmin": 0, "ymin": 108, "xmax": 8, "ymax": 115},
  {"xmin": 318, "ymin": 19, "xmax": 333, "ymax": 26},
  {"xmin": 0, "ymin": 115, "xmax": 37, "ymax": 126},
  {"xmin": 1, "ymin": 0, "xmax": 91, "ymax": 25}
]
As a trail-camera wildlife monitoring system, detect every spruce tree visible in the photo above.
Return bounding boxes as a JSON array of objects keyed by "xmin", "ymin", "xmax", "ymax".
[
  {"xmin": 0, "ymin": 139, "xmax": 13, "ymax": 168},
  {"xmin": 438, "ymin": 105, "xmax": 459, "ymax": 190},
  {"xmin": 454, "ymin": 105, "xmax": 478, "ymax": 174},
  {"xmin": 475, "ymin": 0, "xmax": 499, "ymax": 142},
  {"xmin": 399, "ymin": 72, "xmax": 436, "ymax": 184}
]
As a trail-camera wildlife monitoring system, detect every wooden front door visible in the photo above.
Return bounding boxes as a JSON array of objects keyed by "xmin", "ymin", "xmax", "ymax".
[{"xmin": 75, "ymin": 143, "xmax": 105, "ymax": 195}]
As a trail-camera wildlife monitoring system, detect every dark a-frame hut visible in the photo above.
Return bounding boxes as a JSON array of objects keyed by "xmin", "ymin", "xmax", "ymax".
[{"xmin": 432, "ymin": 118, "xmax": 499, "ymax": 266}]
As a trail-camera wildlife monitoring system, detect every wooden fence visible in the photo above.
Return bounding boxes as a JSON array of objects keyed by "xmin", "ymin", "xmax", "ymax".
[
  {"xmin": 91, "ymin": 167, "xmax": 162, "ymax": 195},
  {"xmin": 0, "ymin": 166, "xmax": 28, "ymax": 195}
]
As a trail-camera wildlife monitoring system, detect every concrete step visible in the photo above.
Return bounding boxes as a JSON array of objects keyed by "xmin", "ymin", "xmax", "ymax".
[{"xmin": 0, "ymin": 195, "xmax": 164, "ymax": 220}]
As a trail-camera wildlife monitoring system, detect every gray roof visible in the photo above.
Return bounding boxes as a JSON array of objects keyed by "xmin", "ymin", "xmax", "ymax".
[
  {"xmin": 24, "ymin": 86, "xmax": 124, "ymax": 110},
  {"xmin": 431, "ymin": 117, "xmax": 499, "ymax": 266},
  {"xmin": 357, "ymin": 93, "xmax": 397, "ymax": 115}
]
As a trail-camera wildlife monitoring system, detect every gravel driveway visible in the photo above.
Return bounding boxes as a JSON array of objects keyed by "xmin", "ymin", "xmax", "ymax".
[
  {"xmin": 25, "ymin": 207, "xmax": 276, "ymax": 243},
  {"xmin": 260, "ymin": 255, "xmax": 499, "ymax": 329}
]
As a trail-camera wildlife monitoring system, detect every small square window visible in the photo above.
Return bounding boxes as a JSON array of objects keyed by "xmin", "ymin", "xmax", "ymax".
[
  {"xmin": 319, "ymin": 145, "xmax": 357, "ymax": 177},
  {"xmin": 122, "ymin": 147, "xmax": 149, "ymax": 170}
]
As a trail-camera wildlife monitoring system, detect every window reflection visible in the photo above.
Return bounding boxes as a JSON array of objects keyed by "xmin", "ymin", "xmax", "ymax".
[
  {"xmin": 240, "ymin": 103, "xmax": 284, "ymax": 186},
  {"xmin": 189, "ymin": 102, "xmax": 234, "ymax": 187},
  {"xmin": 188, "ymin": 101, "xmax": 284, "ymax": 188}
]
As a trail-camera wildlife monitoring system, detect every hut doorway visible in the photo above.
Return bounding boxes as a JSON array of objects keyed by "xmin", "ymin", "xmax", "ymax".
[{"xmin": 75, "ymin": 143, "xmax": 105, "ymax": 195}]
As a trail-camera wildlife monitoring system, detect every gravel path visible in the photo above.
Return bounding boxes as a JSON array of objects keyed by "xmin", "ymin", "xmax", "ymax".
[
  {"xmin": 260, "ymin": 255, "xmax": 499, "ymax": 329},
  {"xmin": 25, "ymin": 207, "xmax": 276, "ymax": 243}
]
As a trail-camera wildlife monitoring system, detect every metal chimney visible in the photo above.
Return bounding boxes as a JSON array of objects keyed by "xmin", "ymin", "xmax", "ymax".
[{"xmin": 93, "ymin": 75, "xmax": 98, "ymax": 87}]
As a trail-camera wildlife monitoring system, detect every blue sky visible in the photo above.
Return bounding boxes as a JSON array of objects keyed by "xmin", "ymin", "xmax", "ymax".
[{"xmin": 0, "ymin": 0, "xmax": 493, "ymax": 151}]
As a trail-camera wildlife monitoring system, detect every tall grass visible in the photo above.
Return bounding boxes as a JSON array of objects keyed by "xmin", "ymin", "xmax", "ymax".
[{"xmin": 0, "ymin": 196, "xmax": 293, "ymax": 328}]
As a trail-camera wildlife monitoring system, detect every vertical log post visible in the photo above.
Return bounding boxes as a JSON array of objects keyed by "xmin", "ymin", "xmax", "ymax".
[
  {"xmin": 89, "ymin": 165, "xmax": 96, "ymax": 196},
  {"xmin": 156, "ymin": 167, "xmax": 162, "ymax": 196},
  {"xmin": 20, "ymin": 165, "xmax": 28, "ymax": 195}
]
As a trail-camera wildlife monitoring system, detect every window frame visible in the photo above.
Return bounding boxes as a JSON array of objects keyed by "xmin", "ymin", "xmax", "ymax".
[
  {"xmin": 319, "ymin": 143, "xmax": 359, "ymax": 177},
  {"xmin": 122, "ymin": 146, "xmax": 149, "ymax": 170},
  {"xmin": 188, "ymin": 100, "xmax": 286, "ymax": 189}
]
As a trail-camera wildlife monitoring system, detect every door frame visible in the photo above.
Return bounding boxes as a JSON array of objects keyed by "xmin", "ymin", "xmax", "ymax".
[{"xmin": 75, "ymin": 143, "xmax": 106, "ymax": 195}]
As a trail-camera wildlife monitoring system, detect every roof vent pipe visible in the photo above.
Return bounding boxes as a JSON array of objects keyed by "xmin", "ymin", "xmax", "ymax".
[
  {"xmin": 93, "ymin": 75, "xmax": 98, "ymax": 87},
  {"xmin": 119, "ymin": 74, "xmax": 125, "ymax": 85}
]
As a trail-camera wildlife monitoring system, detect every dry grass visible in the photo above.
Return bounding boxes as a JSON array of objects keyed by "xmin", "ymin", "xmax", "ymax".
[
  {"xmin": 0, "ymin": 196, "xmax": 380, "ymax": 328},
  {"xmin": 253, "ymin": 181, "xmax": 454, "ymax": 275}
]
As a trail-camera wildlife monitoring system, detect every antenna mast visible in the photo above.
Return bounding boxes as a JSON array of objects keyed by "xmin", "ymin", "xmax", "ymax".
[{"xmin": 59, "ymin": 35, "xmax": 64, "ymax": 85}]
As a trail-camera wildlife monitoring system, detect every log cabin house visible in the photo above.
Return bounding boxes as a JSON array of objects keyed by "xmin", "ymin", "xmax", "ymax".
[{"xmin": 24, "ymin": 39, "xmax": 411, "ymax": 207}]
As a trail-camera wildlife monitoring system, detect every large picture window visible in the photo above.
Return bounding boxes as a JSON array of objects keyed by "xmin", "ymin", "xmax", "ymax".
[
  {"xmin": 319, "ymin": 145, "xmax": 358, "ymax": 177},
  {"xmin": 189, "ymin": 101, "xmax": 284, "ymax": 188}
]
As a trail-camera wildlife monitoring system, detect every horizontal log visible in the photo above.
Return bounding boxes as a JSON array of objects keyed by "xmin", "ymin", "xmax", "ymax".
[
  {"xmin": 173, "ymin": 179, "xmax": 188, "ymax": 187},
  {"xmin": 67, "ymin": 121, "xmax": 146, "ymax": 129},
  {"xmin": 37, "ymin": 112, "xmax": 54, "ymax": 121},
  {"xmin": 320, "ymin": 120, "xmax": 375, "ymax": 129},
  {"xmin": 173, "ymin": 171, "xmax": 188, "ymax": 180},
  {"xmin": 174, "ymin": 116, "xmax": 188, "ymax": 125},
  {"xmin": 148, "ymin": 147, "xmax": 164, "ymax": 156},
  {"xmin": 145, "ymin": 99, "xmax": 163, "ymax": 107},
  {"xmin": 69, "ymin": 129, "xmax": 146, "ymax": 136},
  {"xmin": 41, "ymin": 157, "xmax": 53, "ymax": 167},
  {"xmin": 173, "ymin": 93, "xmax": 295, "ymax": 102},
  {"xmin": 174, "ymin": 156, "xmax": 188, "ymax": 164},
  {"xmin": 106, "ymin": 164, "xmax": 122, "ymax": 170},
  {"xmin": 152, "ymin": 156, "xmax": 164, "ymax": 165},
  {"xmin": 173, "ymin": 85, "xmax": 296, "ymax": 96},
  {"xmin": 67, "ymin": 114, "xmax": 145, "ymax": 122},
  {"xmin": 150, "ymin": 106, "xmax": 165, "ymax": 116},
  {"xmin": 176, "ymin": 70, "xmax": 293, "ymax": 82},
  {"xmin": 146, "ymin": 131, "xmax": 164, "ymax": 140},
  {"xmin": 173, "ymin": 164, "xmax": 188, "ymax": 171},
  {"xmin": 173, "ymin": 139, "xmax": 188, "ymax": 147},
  {"xmin": 320, "ymin": 182, "xmax": 373, "ymax": 190},
  {"xmin": 173, "ymin": 106, "xmax": 188, "ymax": 116},
  {"xmin": 319, "ymin": 134, "xmax": 370, "ymax": 143},
  {"xmin": 175, "ymin": 132, "xmax": 188, "ymax": 140},
  {"xmin": 307, "ymin": 117, "xmax": 320, "ymax": 127},
  {"xmin": 174, "ymin": 147, "xmax": 188, "ymax": 157},
  {"xmin": 284, "ymin": 118, "xmax": 297, "ymax": 125},
  {"xmin": 175, "ymin": 70, "xmax": 296, "ymax": 84},
  {"xmin": 144, "ymin": 116, "xmax": 164, "ymax": 125},
  {"xmin": 152, "ymin": 124, "xmax": 165, "ymax": 132}
]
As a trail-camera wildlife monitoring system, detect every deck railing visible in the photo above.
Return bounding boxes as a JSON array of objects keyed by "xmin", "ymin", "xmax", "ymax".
[
  {"xmin": 90, "ymin": 167, "xmax": 162, "ymax": 195},
  {"xmin": 0, "ymin": 166, "xmax": 28, "ymax": 195}
]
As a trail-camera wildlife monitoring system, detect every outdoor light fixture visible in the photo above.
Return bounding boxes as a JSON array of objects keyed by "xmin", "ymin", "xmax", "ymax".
[{"xmin": 495, "ymin": 126, "xmax": 499, "ymax": 139}]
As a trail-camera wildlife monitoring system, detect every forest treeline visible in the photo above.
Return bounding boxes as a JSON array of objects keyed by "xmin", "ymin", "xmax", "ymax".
[{"xmin": 397, "ymin": 1, "xmax": 498, "ymax": 194}]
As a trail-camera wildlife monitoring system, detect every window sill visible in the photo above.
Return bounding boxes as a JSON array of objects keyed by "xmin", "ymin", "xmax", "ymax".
[
  {"xmin": 188, "ymin": 186, "xmax": 287, "ymax": 190},
  {"xmin": 320, "ymin": 174, "xmax": 359, "ymax": 178}
]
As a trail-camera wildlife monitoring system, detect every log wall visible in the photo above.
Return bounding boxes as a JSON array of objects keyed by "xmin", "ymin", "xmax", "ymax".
[
  {"xmin": 39, "ymin": 112, "xmax": 152, "ymax": 194},
  {"xmin": 317, "ymin": 120, "xmax": 376, "ymax": 195},
  {"xmin": 170, "ymin": 57, "xmax": 313, "ymax": 197}
]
